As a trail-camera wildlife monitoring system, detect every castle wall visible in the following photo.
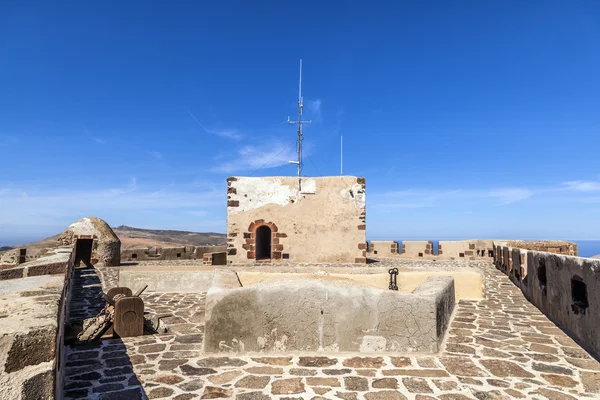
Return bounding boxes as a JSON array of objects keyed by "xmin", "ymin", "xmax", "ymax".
[
  {"xmin": 369, "ymin": 241, "xmax": 398, "ymax": 257},
  {"xmin": 226, "ymin": 176, "xmax": 367, "ymax": 264},
  {"xmin": 120, "ymin": 245, "xmax": 226, "ymax": 262},
  {"xmin": 494, "ymin": 243, "xmax": 600, "ymax": 359},
  {"xmin": 401, "ymin": 241, "xmax": 432, "ymax": 257},
  {"xmin": 0, "ymin": 246, "xmax": 74, "ymax": 399},
  {"xmin": 438, "ymin": 240, "xmax": 494, "ymax": 259}
]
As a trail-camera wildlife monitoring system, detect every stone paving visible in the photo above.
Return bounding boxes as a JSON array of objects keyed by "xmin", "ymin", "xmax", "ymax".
[{"xmin": 63, "ymin": 261, "xmax": 600, "ymax": 400}]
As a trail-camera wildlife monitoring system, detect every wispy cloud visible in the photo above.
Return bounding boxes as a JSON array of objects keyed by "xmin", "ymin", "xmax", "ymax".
[
  {"xmin": 92, "ymin": 137, "xmax": 106, "ymax": 144},
  {"xmin": 306, "ymin": 99, "xmax": 322, "ymax": 114},
  {"xmin": 149, "ymin": 151, "xmax": 163, "ymax": 160},
  {"xmin": 211, "ymin": 140, "xmax": 298, "ymax": 173},
  {"xmin": 373, "ymin": 187, "xmax": 534, "ymax": 210},
  {"xmin": 0, "ymin": 181, "xmax": 222, "ymax": 236},
  {"xmin": 187, "ymin": 109, "xmax": 242, "ymax": 140},
  {"xmin": 561, "ymin": 180, "xmax": 600, "ymax": 192}
]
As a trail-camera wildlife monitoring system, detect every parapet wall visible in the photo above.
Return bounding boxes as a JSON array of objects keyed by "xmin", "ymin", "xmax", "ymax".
[
  {"xmin": 369, "ymin": 241, "xmax": 399, "ymax": 257},
  {"xmin": 0, "ymin": 246, "xmax": 74, "ymax": 399},
  {"xmin": 121, "ymin": 245, "xmax": 226, "ymax": 262},
  {"xmin": 204, "ymin": 275, "xmax": 455, "ymax": 354},
  {"xmin": 494, "ymin": 243, "xmax": 600, "ymax": 358}
]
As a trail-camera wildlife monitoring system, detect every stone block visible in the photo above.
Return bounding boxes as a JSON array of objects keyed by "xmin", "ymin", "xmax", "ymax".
[{"xmin": 5, "ymin": 327, "xmax": 56, "ymax": 373}]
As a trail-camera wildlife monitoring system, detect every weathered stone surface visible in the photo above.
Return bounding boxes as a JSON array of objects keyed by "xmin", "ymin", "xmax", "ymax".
[
  {"xmin": 251, "ymin": 357, "xmax": 292, "ymax": 366},
  {"xmin": 343, "ymin": 357, "xmax": 384, "ymax": 368},
  {"xmin": 344, "ymin": 377, "xmax": 368, "ymax": 391},
  {"xmin": 581, "ymin": 371, "xmax": 600, "ymax": 392},
  {"xmin": 364, "ymin": 391, "xmax": 407, "ymax": 400},
  {"xmin": 58, "ymin": 216, "xmax": 121, "ymax": 265},
  {"xmin": 21, "ymin": 370, "xmax": 53, "ymax": 400},
  {"xmin": 154, "ymin": 375, "xmax": 184, "ymax": 385},
  {"xmin": 289, "ymin": 368, "xmax": 317, "ymax": 376},
  {"xmin": 180, "ymin": 365, "xmax": 217, "ymax": 376},
  {"xmin": 439, "ymin": 357, "xmax": 485, "ymax": 377},
  {"xmin": 542, "ymin": 374, "xmax": 578, "ymax": 387},
  {"xmin": 530, "ymin": 343, "xmax": 559, "ymax": 354},
  {"xmin": 197, "ymin": 357, "xmax": 247, "ymax": 368},
  {"xmin": 503, "ymin": 389, "xmax": 526, "ymax": 398},
  {"xmin": 5, "ymin": 327, "xmax": 55, "ymax": 372},
  {"xmin": 245, "ymin": 366, "xmax": 284, "ymax": 375},
  {"xmin": 148, "ymin": 387, "xmax": 174, "ymax": 399},
  {"xmin": 204, "ymin": 276, "xmax": 454, "ymax": 353},
  {"xmin": 174, "ymin": 395, "xmax": 197, "ymax": 400},
  {"xmin": 208, "ymin": 370, "xmax": 243, "ymax": 385},
  {"xmin": 565, "ymin": 357, "xmax": 600, "ymax": 370},
  {"xmin": 382, "ymin": 369, "xmax": 449, "ymax": 377},
  {"xmin": 372, "ymin": 378, "xmax": 398, "ymax": 389},
  {"xmin": 322, "ymin": 368, "xmax": 352, "ymax": 375},
  {"xmin": 438, "ymin": 395, "xmax": 473, "ymax": 400},
  {"xmin": 271, "ymin": 378, "xmax": 304, "ymax": 395},
  {"xmin": 306, "ymin": 377, "xmax": 340, "ymax": 387},
  {"xmin": 201, "ymin": 386, "xmax": 233, "ymax": 399},
  {"xmin": 433, "ymin": 380, "xmax": 458, "ymax": 390},
  {"xmin": 402, "ymin": 377, "xmax": 433, "ymax": 393},
  {"xmin": 158, "ymin": 359, "xmax": 188, "ymax": 370},
  {"xmin": 445, "ymin": 344, "xmax": 476, "ymax": 354},
  {"xmin": 390, "ymin": 357, "xmax": 411, "ymax": 367},
  {"xmin": 472, "ymin": 390, "xmax": 507, "ymax": 400},
  {"xmin": 178, "ymin": 379, "xmax": 205, "ymax": 391},
  {"xmin": 138, "ymin": 344, "xmax": 167, "ymax": 354},
  {"xmin": 298, "ymin": 356, "xmax": 338, "ymax": 367},
  {"xmin": 335, "ymin": 392, "xmax": 359, "ymax": 400},
  {"xmin": 236, "ymin": 392, "xmax": 271, "ymax": 400},
  {"xmin": 235, "ymin": 375, "xmax": 271, "ymax": 389},
  {"xmin": 487, "ymin": 379, "xmax": 510, "ymax": 388},
  {"xmin": 531, "ymin": 362, "xmax": 573, "ymax": 375},
  {"xmin": 480, "ymin": 360, "xmax": 535, "ymax": 378},
  {"xmin": 530, "ymin": 388, "xmax": 578, "ymax": 400}
]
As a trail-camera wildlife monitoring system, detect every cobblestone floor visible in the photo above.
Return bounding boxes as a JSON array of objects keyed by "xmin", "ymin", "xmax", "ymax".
[{"xmin": 63, "ymin": 262, "xmax": 600, "ymax": 400}]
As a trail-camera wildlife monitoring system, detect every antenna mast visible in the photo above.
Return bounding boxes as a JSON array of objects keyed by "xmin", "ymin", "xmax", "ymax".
[{"xmin": 287, "ymin": 59, "xmax": 311, "ymax": 177}]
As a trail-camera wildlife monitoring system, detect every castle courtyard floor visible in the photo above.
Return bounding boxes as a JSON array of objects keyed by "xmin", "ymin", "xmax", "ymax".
[{"xmin": 63, "ymin": 260, "xmax": 600, "ymax": 400}]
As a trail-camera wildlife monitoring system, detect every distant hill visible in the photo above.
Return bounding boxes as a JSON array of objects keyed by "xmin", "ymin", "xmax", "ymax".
[
  {"xmin": 15, "ymin": 226, "xmax": 226, "ymax": 254},
  {"xmin": 113, "ymin": 225, "xmax": 226, "ymax": 249},
  {"xmin": 591, "ymin": 254, "xmax": 600, "ymax": 260},
  {"xmin": 0, "ymin": 246, "xmax": 15, "ymax": 253}
]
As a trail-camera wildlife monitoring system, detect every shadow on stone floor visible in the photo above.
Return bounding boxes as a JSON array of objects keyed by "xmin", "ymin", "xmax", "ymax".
[{"xmin": 64, "ymin": 265, "xmax": 147, "ymax": 399}]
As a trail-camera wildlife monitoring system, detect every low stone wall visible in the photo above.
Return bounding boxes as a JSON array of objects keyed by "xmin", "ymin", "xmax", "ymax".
[
  {"xmin": 202, "ymin": 251, "xmax": 227, "ymax": 266},
  {"xmin": 402, "ymin": 241, "xmax": 433, "ymax": 257},
  {"xmin": 368, "ymin": 241, "xmax": 399, "ymax": 257},
  {"xmin": 0, "ymin": 248, "xmax": 74, "ymax": 399},
  {"xmin": 505, "ymin": 240, "xmax": 578, "ymax": 256},
  {"xmin": 438, "ymin": 240, "xmax": 494, "ymax": 259},
  {"xmin": 121, "ymin": 245, "xmax": 226, "ymax": 262},
  {"xmin": 0, "ymin": 247, "xmax": 73, "ymax": 281},
  {"xmin": 494, "ymin": 243, "xmax": 600, "ymax": 358},
  {"xmin": 118, "ymin": 266, "xmax": 216, "ymax": 292},
  {"xmin": 204, "ymin": 276, "xmax": 455, "ymax": 354}
]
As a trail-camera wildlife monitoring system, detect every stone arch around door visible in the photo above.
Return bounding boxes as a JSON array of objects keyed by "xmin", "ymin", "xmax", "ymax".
[{"xmin": 244, "ymin": 220, "xmax": 285, "ymax": 261}]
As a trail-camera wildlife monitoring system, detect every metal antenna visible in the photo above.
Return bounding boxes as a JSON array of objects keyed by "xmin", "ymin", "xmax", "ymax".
[{"xmin": 287, "ymin": 59, "xmax": 311, "ymax": 178}]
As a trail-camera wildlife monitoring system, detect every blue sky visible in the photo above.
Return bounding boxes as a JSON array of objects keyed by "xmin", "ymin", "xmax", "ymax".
[{"xmin": 1, "ymin": 1, "xmax": 600, "ymax": 245}]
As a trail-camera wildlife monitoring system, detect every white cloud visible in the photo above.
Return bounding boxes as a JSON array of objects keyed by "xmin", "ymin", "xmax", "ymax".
[
  {"xmin": 306, "ymin": 99, "xmax": 322, "ymax": 113},
  {"xmin": 373, "ymin": 187, "xmax": 533, "ymax": 210},
  {"xmin": 561, "ymin": 180, "xmax": 600, "ymax": 192},
  {"xmin": 187, "ymin": 109, "xmax": 242, "ymax": 140},
  {"xmin": 486, "ymin": 188, "xmax": 534, "ymax": 205},
  {"xmin": 92, "ymin": 137, "xmax": 106, "ymax": 144},
  {"xmin": 212, "ymin": 141, "xmax": 298, "ymax": 173},
  {"xmin": 0, "ymin": 181, "xmax": 223, "ymax": 236}
]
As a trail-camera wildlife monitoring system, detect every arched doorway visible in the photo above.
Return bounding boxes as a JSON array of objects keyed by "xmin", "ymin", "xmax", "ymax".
[{"xmin": 255, "ymin": 225, "xmax": 272, "ymax": 260}]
